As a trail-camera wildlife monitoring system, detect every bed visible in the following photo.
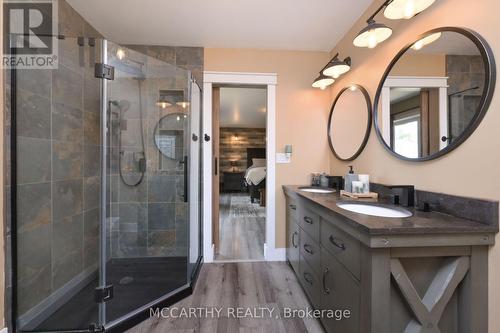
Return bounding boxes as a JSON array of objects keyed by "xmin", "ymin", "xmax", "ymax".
[{"xmin": 245, "ymin": 148, "xmax": 266, "ymax": 203}]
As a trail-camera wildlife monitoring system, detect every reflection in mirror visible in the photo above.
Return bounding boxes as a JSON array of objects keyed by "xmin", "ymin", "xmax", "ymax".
[
  {"xmin": 328, "ymin": 85, "xmax": 372, "ymax": 161},
  {"xmin": 375, "ymin": 28, "xmax": 494, "ymax": 161},
  {"xmin": 154, "ymin": 112, "xmax": 187, "ymax": 169}
]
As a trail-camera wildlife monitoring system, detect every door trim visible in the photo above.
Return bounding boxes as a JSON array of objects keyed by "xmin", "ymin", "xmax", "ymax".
[{"xmin": 202, "ymin": 71, "xmax": 282, "ymax": 262}]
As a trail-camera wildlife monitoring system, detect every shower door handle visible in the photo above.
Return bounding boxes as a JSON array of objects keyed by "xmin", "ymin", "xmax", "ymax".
[
  {"xmin": 204, "ymin": 134, "xmax": 211, "ymax": 142},
  {"xmin": 183, "ymin": 156, "xmax": 188, "ymax": 203},
  {"xmin": 192, "ymin": 133, "xmax": 198, "ymax": 142}
]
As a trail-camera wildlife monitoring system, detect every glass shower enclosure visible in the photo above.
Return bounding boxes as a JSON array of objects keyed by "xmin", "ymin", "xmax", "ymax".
[{"xmin": 8, "ymin": 37, "xmax": 202, "ymax": 332}]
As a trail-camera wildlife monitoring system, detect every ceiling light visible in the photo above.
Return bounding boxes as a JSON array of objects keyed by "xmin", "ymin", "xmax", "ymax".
[
  {"xmin": 312, "ymin": 74, "xmax": 334, "ymax": 90},
  {"xmin": 411, "ymin": 32, "xmax": 441, "ymax": 50},
  {"xmin": 384, "ymin": 0, "xmax": 436, "ymax": 20},
  {"xmin": 322, "ymin": 56, "xmax": 351, "ymax": 78},
  {"xmin": 353, "ymin": 19, "xmax": 393, "ymax": 49},
  {"xmin": 116, "ymin": 48, "xmax": 126, "ymax": 60}
]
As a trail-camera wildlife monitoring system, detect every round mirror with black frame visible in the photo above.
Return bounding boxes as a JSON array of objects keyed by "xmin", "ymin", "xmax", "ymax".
[
  {"xmin": 373, "ymin": 27, "xmax": 496, "ymax": 162},
  {"xmin": 154, "ymin": 112, "xmax": 187, "ymax": 161},
  {"xmin": 328, "ymin": 84, "xmax": 372, "ymax": 161}
]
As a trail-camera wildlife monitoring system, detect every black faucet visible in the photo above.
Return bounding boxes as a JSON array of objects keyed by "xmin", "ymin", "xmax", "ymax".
[{"xmin": 370, "ymin": 183, "xmax": 415, "ymax": 207}]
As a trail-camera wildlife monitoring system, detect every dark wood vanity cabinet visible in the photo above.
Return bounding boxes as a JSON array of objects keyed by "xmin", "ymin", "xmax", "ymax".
[
  {"xmin": 285, "ymin": 196, "xmax": 299, "ymax": 275},
  {"xmin": 284, "ymin": 188, "xmax": 494, "ymax": 333}
]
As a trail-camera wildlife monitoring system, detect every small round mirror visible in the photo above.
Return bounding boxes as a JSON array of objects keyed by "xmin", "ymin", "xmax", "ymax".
[
  {"xmin": 374, "ymin": 28, "xmax": 495, "ymax": 161},
  {"xmin": 328, "ymin": 84, "xmax": 372, "ymax": 161},
  {"xmin": 154, "ymin": 113, "xmax": 187, "ymax": 160}
]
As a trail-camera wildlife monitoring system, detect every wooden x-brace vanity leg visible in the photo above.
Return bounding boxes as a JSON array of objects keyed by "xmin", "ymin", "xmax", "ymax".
[{"xmin": 390, "ymin": 256, "xmax": 470, "ymax": 333}]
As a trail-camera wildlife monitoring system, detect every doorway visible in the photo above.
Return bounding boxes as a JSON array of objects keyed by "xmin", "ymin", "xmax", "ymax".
[
  {"xmin": 202, "ymin": 72, "xmax": 280, "ymax": 263},
  {"xmin": 213, "ymin": 86, "xmax": 267, "ymax": 261}
]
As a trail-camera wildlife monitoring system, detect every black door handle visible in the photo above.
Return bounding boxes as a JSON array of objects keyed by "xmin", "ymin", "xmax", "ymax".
[
  {"xmin": 204, "ymin": 134, "xmax": 211, "ymax": 142},
  {"xmin": 322, "ymin": 267, "xmax": 331, "ymax": 294},
  {"xmin": 183, "ymin": 156, "xmax": 188, "ymax": 203},
  {"xmin": 304, "ymin": 216, "xmax": 313, "ymax": 224},
  {"xmin": 289, "ymin": 204, "xmax": 297, "ymax": 210}
]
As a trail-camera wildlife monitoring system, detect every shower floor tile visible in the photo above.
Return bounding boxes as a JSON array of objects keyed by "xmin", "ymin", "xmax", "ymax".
[{"xmin": 33, "ymin": 258, "xmax": 188, "ymax": 331}]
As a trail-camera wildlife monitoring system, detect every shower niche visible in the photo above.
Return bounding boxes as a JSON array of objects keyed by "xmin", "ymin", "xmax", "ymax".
[{"xmin": 8, "ymin": 38, "xmax": 203, "ymax": 332}]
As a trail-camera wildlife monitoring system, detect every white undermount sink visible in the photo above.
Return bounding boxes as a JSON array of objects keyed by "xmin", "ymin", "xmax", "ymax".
[
  {"xmin": 298, "ymin": 187, "xmax": 335, "ymax": 194},
  {"xmin": 336, "ymin": 202, "xmax": 413, "ymax": 218}
]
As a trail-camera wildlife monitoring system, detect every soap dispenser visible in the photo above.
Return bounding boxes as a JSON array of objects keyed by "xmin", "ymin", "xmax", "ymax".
[{"xmin": 344, "ymin": 166, "xmax": 359, "ymax": 193}]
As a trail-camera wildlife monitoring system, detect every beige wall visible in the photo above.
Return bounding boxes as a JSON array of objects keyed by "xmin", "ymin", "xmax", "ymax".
[
  {"xmin": 205, "ymin": 48, "xmax": 332, "ymax": 247},
  {"xmin": 327, "ymin": 0, "xmax": 500, "ymax": 331},
  {"xmin": 390, "ymin": 53, "xmax": 446, "ymax": 76}
]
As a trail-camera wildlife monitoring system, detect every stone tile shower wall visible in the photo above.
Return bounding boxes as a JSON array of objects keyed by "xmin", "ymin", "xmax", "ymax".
[
  {"xmin": 107, "ymin": 45, "xmax": 203, "ymax": 259},
  {"xmin": 3, "ymin": 0, "xmax": 103, "ymax": 318},
  {"xmin": 446, "ymin": 55, "xmax": 486, "ymax": 137}
]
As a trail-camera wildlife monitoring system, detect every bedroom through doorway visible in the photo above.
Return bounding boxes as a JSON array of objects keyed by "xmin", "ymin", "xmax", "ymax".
[{"xmin": 212, "ymin": 85, "xmax": 267, "ymax": 261}]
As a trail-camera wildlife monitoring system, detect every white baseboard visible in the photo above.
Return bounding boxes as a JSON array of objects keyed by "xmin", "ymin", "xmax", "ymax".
[{"xmin": 265, "ymin": 246, "xmax": 286, "ymax": 261}]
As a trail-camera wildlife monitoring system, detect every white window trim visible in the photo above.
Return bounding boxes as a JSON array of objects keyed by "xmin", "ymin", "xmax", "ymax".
[
  {"xmin": 202, "ymin": 71, "xmax": 282, "ymax": 263},
  {"xmin": 381, "ymin": 76, "xmax": 449, "ymax": 150}
]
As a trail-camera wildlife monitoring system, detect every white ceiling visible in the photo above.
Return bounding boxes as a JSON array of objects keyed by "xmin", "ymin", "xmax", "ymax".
[
  {"xmin": 66, "ymin": 0, "xmax": 372, "ymax": 51},
  {"xmin": 219, "ymin": 87, "xmax": 267, "ymax": 128}
]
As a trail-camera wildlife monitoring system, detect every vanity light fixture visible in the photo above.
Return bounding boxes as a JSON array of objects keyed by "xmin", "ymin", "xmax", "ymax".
[
  {"xmin": 411, "ymin": 32, "xmax": 441, "ymax": 50},
  {"xmin": 176, "ymin": 101, "xmax": 190, "ymax": 109},
  {"xmin": 353, "ymin": 19, "xmax": 393, "ymax": 49},
  {"xmin": 384, "ymin": 0, "xmax": 436, "ymax": 20},
  {"xmin": 353, "ymin": 0, "xmax": 435, "ymax": 49},
  {"xmin": 322, "ymin": 54, "xmax": 351, "ymax": 78},
  {"xmin": 156, "ymin": 100, "xmax": 172, "ymax": 109},
  {"xmin": 312, "ymin": 73, "xmax": 334, "ymax": 90}
]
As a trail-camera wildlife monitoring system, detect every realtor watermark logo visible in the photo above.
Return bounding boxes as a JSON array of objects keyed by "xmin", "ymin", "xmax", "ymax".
[{"xmin": 3, "ymin": 0, "xmax": 58, "ymax": 69}]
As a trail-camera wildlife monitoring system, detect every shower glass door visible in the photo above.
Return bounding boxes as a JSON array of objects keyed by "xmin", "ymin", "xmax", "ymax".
[{"xmin": 102, "ymin": 41, "xmax": 201, "ymax": 325}]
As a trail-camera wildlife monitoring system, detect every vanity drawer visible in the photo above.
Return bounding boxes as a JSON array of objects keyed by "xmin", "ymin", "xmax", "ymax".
[
  {"xmin": 298, "ymin": 205, "xmax": 320, "ymax": 241},
  {"xmin": 287, "ymin": 198, "xmax": 298, "ymax": 222},
  {"xmin": 299, "ymin": 228, "xmax": 320, "ymax": 276},
  {"xmin": 321, "ymin": 218, "xmax": 361, "ymax": 280},
  {"xmin": 299, "ymin": 254, "xmax": 320, "ymax": 309}
]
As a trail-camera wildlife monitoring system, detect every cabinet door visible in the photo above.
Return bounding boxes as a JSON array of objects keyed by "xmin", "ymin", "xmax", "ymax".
[
  {"xmin": 286, "ymin": 197, "xmax": 299, "ymax": 274},
  {"xmin": 320, "ymin": 249, "xmax": 360, "ymax": 333}
]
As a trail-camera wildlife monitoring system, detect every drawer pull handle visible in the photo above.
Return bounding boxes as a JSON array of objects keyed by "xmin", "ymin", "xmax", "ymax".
[
  {"xmin": 291, "ymin": 231, "xmax": 298, "ymax": 248},
  {"xmin": 303, "ymin": 243, "xmax": 314, "ymax": 255},
  {"xmin": 329, "ymin": 235, "xmax": 346, "ymax": 251},
  {"xmin": 322, "ymin": 267, "xmax": 331, "ymax": 294},
  {"xmin": 303, "ymin": 272, "xmax": 313, "ymax": 285},
  {"xmin": 289, "ymin": 204, "xmax": 297, "ymax": 210},
  {"xmin": 304, "ymin": 216, "xmax": 313, "ymax": 224}
]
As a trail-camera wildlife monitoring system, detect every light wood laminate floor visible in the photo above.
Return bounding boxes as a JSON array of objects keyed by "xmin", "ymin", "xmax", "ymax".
[
  {"xmin": 216, "ymin": 193, "xmax": 265, "ymax": 261},
  {"xmin": 127, "ymin": 262, "xmax": 324, "ymax": 333}
]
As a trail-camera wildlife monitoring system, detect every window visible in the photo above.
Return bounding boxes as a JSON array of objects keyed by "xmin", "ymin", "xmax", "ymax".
[{"xmin": 393, "ymin": 112, "xmax": 420, "ymax": 158}]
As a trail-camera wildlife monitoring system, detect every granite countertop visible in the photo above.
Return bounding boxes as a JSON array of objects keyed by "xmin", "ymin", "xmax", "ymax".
[{"xmin": 283, "ymin": 185, "xmax": 499, "ymax": 236}]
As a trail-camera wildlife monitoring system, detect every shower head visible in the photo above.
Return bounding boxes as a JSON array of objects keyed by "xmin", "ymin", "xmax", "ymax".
[{"xmin": 109, "ymin": 100, "xmax": 131, "ymax": 113}]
